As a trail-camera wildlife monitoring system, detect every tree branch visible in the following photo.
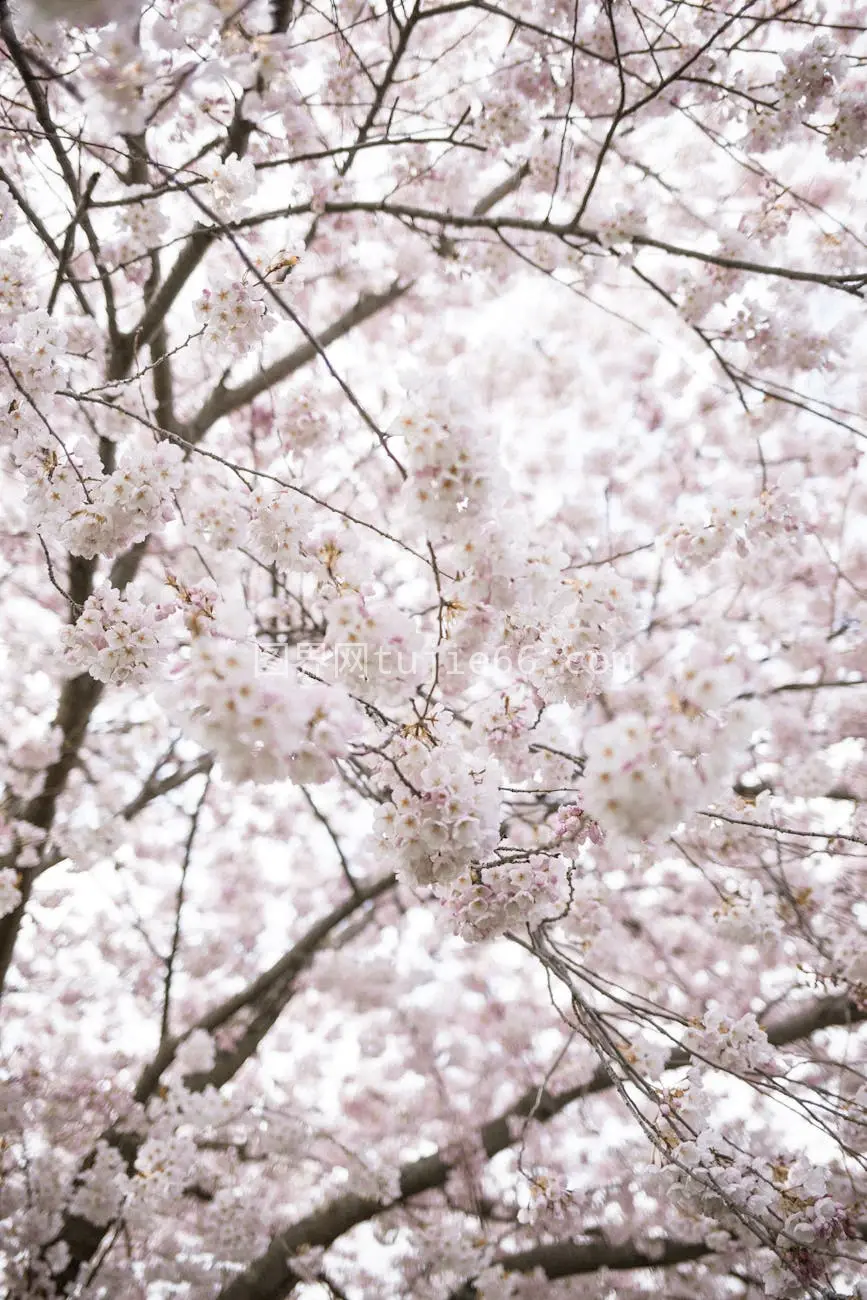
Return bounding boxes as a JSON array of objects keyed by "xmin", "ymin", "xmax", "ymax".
[
  {"xmin": 258, "ymin": 200, "xmax": 867, "ymax": 294},
  {"xmin": 213, "ymin": 994, "xmax": 866, "ymax": 1300},
  {"xmin": 185, "ymin": 280, "xmax": 412, "ymax": 442},
  {"xmin": 0, "ymin": 3, "xmax": 120, "ymax": 342},
  {"xmin": 448, "ymin": 1234, "xmax": 710, "ymax": 1298},
  {"xmin": 39, "ymin": 873, "xmax": 397, "ymax": 1295},
  {"xmin": 129, "ymin": 226, "xmax": 215, "ymax": 359},
  {"xmin": 134, "ymin": 871, "xmax": 396, "ymax": 1105},
  {"xmin": 450, "ymin": 1219, "xmax": 867, "ymax": 1296}
]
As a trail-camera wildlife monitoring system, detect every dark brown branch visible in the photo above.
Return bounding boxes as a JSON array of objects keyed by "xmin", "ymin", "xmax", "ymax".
[
  {"xmin": 338, "ymin": 0, "xmax": 422, "ymax": 176},
  {"xmin": 185, "ymin": 280, "xmax": 412, "ymax": 442},
  {"xmin": 134, "ymin": 871, "xmax": 397, "ymax": 1104},
  {"xmin": 184, "ymin": 162, "xmax": 531, "ymax": 442},
  {"xmin": 451, "ymin": 1218, "xmax": 867, "ymax": 1297},
  {"xmin": 0, "ymin": 164, "xmax": 92, "ymax": 316},
  {"xmin": 570, "ymin": 0, "xmax": 626, "ymax": 228},
  {"xmin": 270, "ymin": 0, "xmax": 294, "ymax": 33},
  {"xmin": 129, "ymin": 226, "xmax": 215, "ymax": 359},
  {"xmin": 40, "ymin": 872, "xmax": 396, "ymax": 1295},
  {"xmin": 0, "ymin": 3, "xmax": 120, "ymax": 341},
  {"xmin": 160, "ymin": 776, "xmax": 210, "ymax": 1044},
  {"xmin": 213, "ymin": 995, "xmax": 866, "ymax": 1300},
  {"xmin": 0, "ymin": 670, "xmax": 102, "ymax": 1000},
  {"xmin": 0, "ymin": 530, "xmax": 148, "ymax": 1001},
  {"xmin": 259, "ymin": 200, "xmax": 867, "ymax": 294},
  {"xmin": 47, "ymin": 171, "xmax": 100, "ymax": 314},
  {"xmin": 120, "ymin": 756, "xmax": 214, "ymax": 823},
  {"xmin": 448, "ymin": 1235, "xmax": 710, "ymax": 1298}
]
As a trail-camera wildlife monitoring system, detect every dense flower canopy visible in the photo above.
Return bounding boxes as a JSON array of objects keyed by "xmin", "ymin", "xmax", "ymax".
[{"xmin": 2, "ymin": 0, "xmax": 867, "ymax": 1297}]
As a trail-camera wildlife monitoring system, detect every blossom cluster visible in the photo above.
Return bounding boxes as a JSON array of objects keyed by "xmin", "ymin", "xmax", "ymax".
[
  {"xmin": 61, "ymin": 587, "xmax": 174, "ymax": 686},
  {"xmin": 246, "ymin": 488, "xmax": 361, "ymax": 588},
  {"xmin": 110, "ymin": 191, "xmax": 170, "ymax": 286},
  {"xmin": 775, "ymin": 37, "xmax": 842, "ymax": 112},
  {"xmin": 665, "ymin": 486, "xmax": 799, "ymax": 571},
  {"xmin": 195, "ymin": 275, "xmax": 274, "ymax": 358},
  {"xmin": 581, "ymin": 691, "xmax": 752, "ymax": 845},
  {"xmin": 0, "ymin": 309, "xmax": 65, "ymax": 401},
  {"xmin": 732, "ymin": 306, "xmax": 836, "ymax": 374},
  {"xmin": 184, "ymin": 478, "xmax": 247, "ymax": 552},
  {"xmin": 81, "ymin": 28, "xmax": 162, "ymax": 135},
  {"xmin": 682, "ymin": 1005, "xmax": 779, "ymax": 1074},
  {"xmin": 67, "ymin": 1139, "xmax": 129, "ymax": 1227},
  {"xmin": 522, "ymin": 573, "xmax": 631, "ymax": 706},
  {"xmin": 323, "ymin": 591, "xmax": 425, "ymax": 705},
  {"xmin": 395, "ymin": 399, "xmax": 504, "ymax": 543},
  {"xmin": 827, "ymin": 79, "xmax": 867, "ymax": 162},
  {"xmin": 0, "ymin": 817, "xmax": 45, "ymax": 871},
  {"xmin": 451, "ymin": 519, "xmax": 569, "ymax": 620},
  {"xmin": 551, "ymin": 802, "xmax": 604, "ymax": 849},
  {"xmin": 14, "ymin": 432, "xmax": 184, "ymax": 559},
  {"xmin": 656, "ymin": 1073, "xmax": 852, "ymax": 1298},
  {"xmin": 374, "ymin": 738, "xmax": 502, "ymax": 887},
  {"xmin": 516, "ymin": 1168, "xmax": 574, "ymax": 1224},
  {"xmin": 201, "ymin": 156, "xmax": 258, "ymax": 221},
  {"xmin": 467, "ymin": 689, "xmax": 541, "ymax": 777},
  {"xmin": 595, "ymin": 201, "xmax": 645, "ymax": 249},
  {"xmin": 65, "ymin": 441, "xmax": 185, "ymax": 559},
  {"xmin": 0, "ymin": 181, "xmax": 16, "ymax": 243},
  {"xmin": 1, "ymin": 725, "xmax": 63, "ymax": 802},
  {"xmin": 247, "ymin": 487, "xmax": 316, "ymax": 573},
  {"xmin": 172, "ymin": 636, "xmax": 360, "ymax": 785},
  {"xmin": 442, "ymin": 854, "xmax": 569, "ymax": 941},
  {"xmin": 0, "ymin": 868, "xmax": 21, "ymax": 920},
  {"xmin": 712, "ymin": 879, "xmax": 783, "ymax": 948}
]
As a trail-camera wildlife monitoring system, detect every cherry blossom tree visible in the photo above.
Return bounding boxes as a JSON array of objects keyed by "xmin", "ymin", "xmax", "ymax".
[{"xmin": 2, "ymin": 0, "xmax": 867, "ymax": 1297}]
